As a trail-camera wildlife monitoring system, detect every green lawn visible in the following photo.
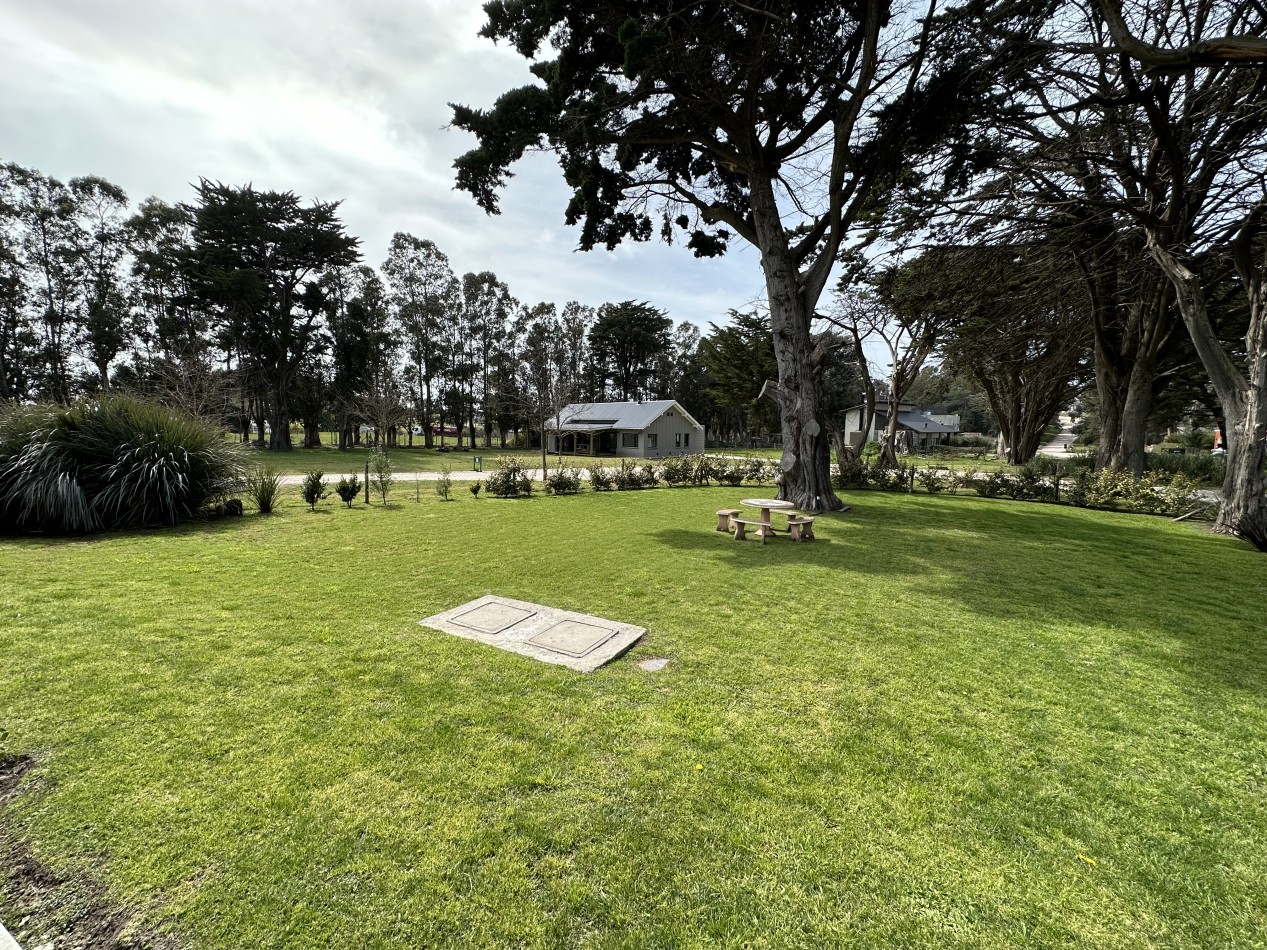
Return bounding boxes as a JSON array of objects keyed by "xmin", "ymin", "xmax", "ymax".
[{"xmin": 2, "ymin": 488, "xmax": 1266, "ymax": 948}]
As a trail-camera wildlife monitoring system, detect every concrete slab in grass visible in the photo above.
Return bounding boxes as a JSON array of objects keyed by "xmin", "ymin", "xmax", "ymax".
[{"xmin": 421, "ymin": 594, "xmax": 645, "ymax": 673}]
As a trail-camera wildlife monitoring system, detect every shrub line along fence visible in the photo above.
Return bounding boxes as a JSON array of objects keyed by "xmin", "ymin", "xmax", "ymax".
[{"xmin": 474, "ymin": 453, "xmax": 1210, "ymax": 520}]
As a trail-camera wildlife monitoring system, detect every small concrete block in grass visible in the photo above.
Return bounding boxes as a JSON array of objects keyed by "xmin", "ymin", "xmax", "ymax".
[
  {"xmin": 421, "ymin": 594, "xmax": 644, "ymax": 673},
  {"xmin": 638, "ymin": 657, "xmax": 670, "ymax": 672}
]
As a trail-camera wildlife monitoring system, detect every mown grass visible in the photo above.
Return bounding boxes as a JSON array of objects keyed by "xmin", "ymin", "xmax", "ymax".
[{"xmin": 2, "ymin": 488, "xmax": 1266, "ymax": 948}]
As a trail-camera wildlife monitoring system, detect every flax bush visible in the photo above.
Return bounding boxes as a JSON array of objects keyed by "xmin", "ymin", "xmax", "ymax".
[{"xmin": 0, "ymin": 395, "xmax": 245, "ymax": 535}]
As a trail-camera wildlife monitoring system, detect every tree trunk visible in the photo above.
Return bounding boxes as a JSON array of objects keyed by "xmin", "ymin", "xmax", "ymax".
[
  {"xmin": 750, "ymin": 176, "xmax": 843, "ymax": 512},
  {"xmin": 1093, "ymin": 343, "xmax": 1125, "ymax": 471},
  {"xmin": 422, "ymin": 375, "xmax": 434, "ymax": 448},
  {"xmin": 268, "ymin": 383, "xmax": 292, "ymax": 451},
  {"xmin": 1151, "ymin": 238, "xmax": 1267, "ymax": 549},
  {"xmin": 1113, "ymin": 362, "xmax": 1153, "ymax": 476},
  {"xmin": 880, "ymin": 396, "xmax": 902, "ymax": 466},
  {"xmin": 303, "ymin": 422, "xmax": 322, "ymax": 448}
]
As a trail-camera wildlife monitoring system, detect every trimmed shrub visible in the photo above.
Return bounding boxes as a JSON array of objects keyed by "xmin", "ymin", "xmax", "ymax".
[
  {"xmin": 1145, "ymin": 449, "xmax": 1225, "ymax": 484},
  {"xmin": 615, "ymin": 458, "xmax": 658, "ymax": 490},
  {"xmin": 335, "ymin": 473, "xmax": 361, "ymax": 507},
  {"xmin": 0, "ymin": 395, "xmax": 245, "ymax": 534},
  {"xmin": 301, "ymin": 471, "xmax": 328, "ymax": 511},
  {"xmin": 545, "ymin": 465, "xmax": 583, "ymax": 495},
  {"xmin": 660, "ymin": 454, "xmax": 698, "ymax": 486},
  {"xmin": 469, "ymin": 481, "xmax": 482, "ymax": 498},
  {"xmin": 435, "ymin": 465, "xmax": 453, "ymax": 501},
  {"xmin": 971, "ymin": 470, "xmax": 1012, "ymax": 498},
  {"xmin": 486, "ymin": 457, "xmax": 533, "ymax": 497},
  {"xmin": 589, "ymin": 463, "xmax": 615, "ymax": 491}
]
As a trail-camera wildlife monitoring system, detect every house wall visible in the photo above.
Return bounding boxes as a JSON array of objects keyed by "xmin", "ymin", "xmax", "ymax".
[{"xmin": 632, "ymin": 407, "xmax": 704, "ymax": 458}]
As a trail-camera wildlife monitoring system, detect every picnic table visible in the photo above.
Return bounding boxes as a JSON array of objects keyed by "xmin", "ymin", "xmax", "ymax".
[{"xmin": 738, "ymin": 498, "xmax": 795, "ymax": 538}]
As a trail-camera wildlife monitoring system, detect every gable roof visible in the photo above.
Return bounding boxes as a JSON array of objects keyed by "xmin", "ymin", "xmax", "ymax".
[
  {"xmin": 545, "ymin": 400, "xmax": 702, "ymax": 432},
  {"xmin": 874, "ymin": 409, "xmax": 960, "ymax": 434}
]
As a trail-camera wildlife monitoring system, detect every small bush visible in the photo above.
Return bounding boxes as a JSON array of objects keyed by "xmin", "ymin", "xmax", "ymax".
[
  {"xmin": 335, "ymin": 473, "xmax": 361, "ymax": 507},
  {"xmin": 916, "ymin": 469, "xmax": 947, "ymax": 494},
  {"xmin": 369, "ymin": 446, "xmax": 393, "ymax": 503},
  {"xmin": 834, "ymin": 458, "xmax": 870, "ymax": 490},
  {"xmin": 615, "ymin": 458, "xmax": 652, "ymax": 490},
  {"xmin": 971, "ymin": 470, "xmax": 1012, "ymax": 498},
  {"xmin": 469, "ymin": 481, "xmax": 481, "ymax": 498},
  {"xmin": 660, "ymin": 454, "xmax": 696, "ymax": 486},
  {"xmin": 435, "ymin": 465, "xmax": 453, "ymax": 501},
  {"xmin": 589, "ymin": 463, "xmax": 615, "ymax": 491},
  {"xmin": 245, "ymin": 465, "xmax": 283, "ymax": 514},
  {"xmin": 545, "ymin": 465, "xmax": 583, "ymax": 495},
  {"xmin": 301, "ymin": 471, "xmax": 328, "ymax": 511},
  {"xmin": 486, "ymin": 457, "xmax": 533, "ymax": 497}
]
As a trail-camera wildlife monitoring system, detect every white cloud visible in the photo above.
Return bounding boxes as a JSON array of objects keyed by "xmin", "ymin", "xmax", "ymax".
[{"xmin": 0, "ymin": 0, "xmax": 767, "ymax": 329}]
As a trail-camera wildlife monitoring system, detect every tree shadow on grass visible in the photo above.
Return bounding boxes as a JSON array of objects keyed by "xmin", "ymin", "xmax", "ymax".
[{"xmin": 653, "ymin": 496, "xmax": 1267, "ymax": 694}]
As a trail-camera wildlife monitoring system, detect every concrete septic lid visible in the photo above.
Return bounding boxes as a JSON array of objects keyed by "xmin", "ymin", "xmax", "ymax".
[
  {"xmin": 528, "ymin": 620, "xmax": 617, "ymax": 658},
  {"xmin": 452, "ymin": 602, "xmax": 535, "ymax": 634},
  {"xmin": 420, "ymin": 594, "xmax": 644, "ymax": 673}
]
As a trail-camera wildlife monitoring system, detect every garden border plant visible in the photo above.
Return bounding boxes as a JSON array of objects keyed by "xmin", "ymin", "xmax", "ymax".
[{"xmin": 0, "ymin": 395, "xmax": 246, "ymax": 535}]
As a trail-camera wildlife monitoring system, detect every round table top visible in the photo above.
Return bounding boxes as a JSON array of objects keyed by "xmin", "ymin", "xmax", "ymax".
[{"xmin": 739, "ymin": 498, "xmax": 794, "ymax": 509}]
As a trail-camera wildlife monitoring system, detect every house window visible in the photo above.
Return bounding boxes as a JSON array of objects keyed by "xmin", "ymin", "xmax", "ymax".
[
  {"xmin": 684, "ymin": 432, "xmax": 690, "ymax": 447},
  {"xmin": 622, "ymin": 432, "xmax": 639, "ymax": 448},
  {"xmin": 648, "ymin": 434, "xmax": 658, "ymax": 449},
  {"xmin": 675, "ymin": 433, "xmax": 682, "ymax": 448}
]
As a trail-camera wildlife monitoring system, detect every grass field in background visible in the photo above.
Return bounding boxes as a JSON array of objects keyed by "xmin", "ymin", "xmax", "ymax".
[{"xmin": 3, "ymin": 488, "xmax": 1265, "ymax": 947}]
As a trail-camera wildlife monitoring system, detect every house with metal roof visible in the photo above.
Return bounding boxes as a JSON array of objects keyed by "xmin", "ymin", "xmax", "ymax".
[
  {"xmin": 841, "ymin": 404, "xmax": 960, "ymax": 451},
  {"xmin": 542, "ymin": 400, "xmax": 705, "ymax": 458}
]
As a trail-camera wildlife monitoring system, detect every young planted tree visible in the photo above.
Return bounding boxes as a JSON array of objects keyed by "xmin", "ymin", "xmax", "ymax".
[{"xmin": 451, "ymin": 1, "xmax": 981, "ymax": 510}]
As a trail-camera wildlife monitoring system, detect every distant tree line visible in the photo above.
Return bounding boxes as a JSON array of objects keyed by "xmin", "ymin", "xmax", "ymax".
[{"xmin": 1, "ymin": 160, "xmax": 877, "ymax": 449}]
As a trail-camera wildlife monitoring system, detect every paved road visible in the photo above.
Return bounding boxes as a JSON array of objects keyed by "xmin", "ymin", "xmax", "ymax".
[{"xmin": 1038, "ymin": 413, "xmax": 1078, "ymax": 456}]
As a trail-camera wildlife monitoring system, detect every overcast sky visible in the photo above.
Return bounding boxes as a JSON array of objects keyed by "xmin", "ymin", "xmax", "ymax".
[{"xmin": 0, "ymin": 0, "xmax": 769, "ymax": 331}]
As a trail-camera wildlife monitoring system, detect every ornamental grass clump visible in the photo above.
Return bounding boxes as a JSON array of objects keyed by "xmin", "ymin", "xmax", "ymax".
[
  {"xmin": 0, "ymin": 395, "xmax": 245, "ymax": 535},
  {"xmin": 245, "ymin": 464, "xmax": 284, "ymax": 514}
]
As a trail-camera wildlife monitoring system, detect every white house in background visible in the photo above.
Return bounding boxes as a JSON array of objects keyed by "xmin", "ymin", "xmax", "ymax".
[
  {"xmin": 542, "ymin": 400, "xmax": 705, "ymax": 458},
  {"xmin": 841, "ymin": 403, "xmax": 961, "ymax": 451}
]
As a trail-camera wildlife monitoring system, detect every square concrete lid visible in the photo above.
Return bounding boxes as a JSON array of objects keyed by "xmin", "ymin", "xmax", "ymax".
[
  {"xmin": 451, "ymin": 602, "xmax": 535, "ymax": 634},
  {"xmin": 528, "ymin": 619, "xmax": 617, "ymax": 658},
  {"xmin": 420, "ymin": 594, "xmax": 645, "ymax": 673}
]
